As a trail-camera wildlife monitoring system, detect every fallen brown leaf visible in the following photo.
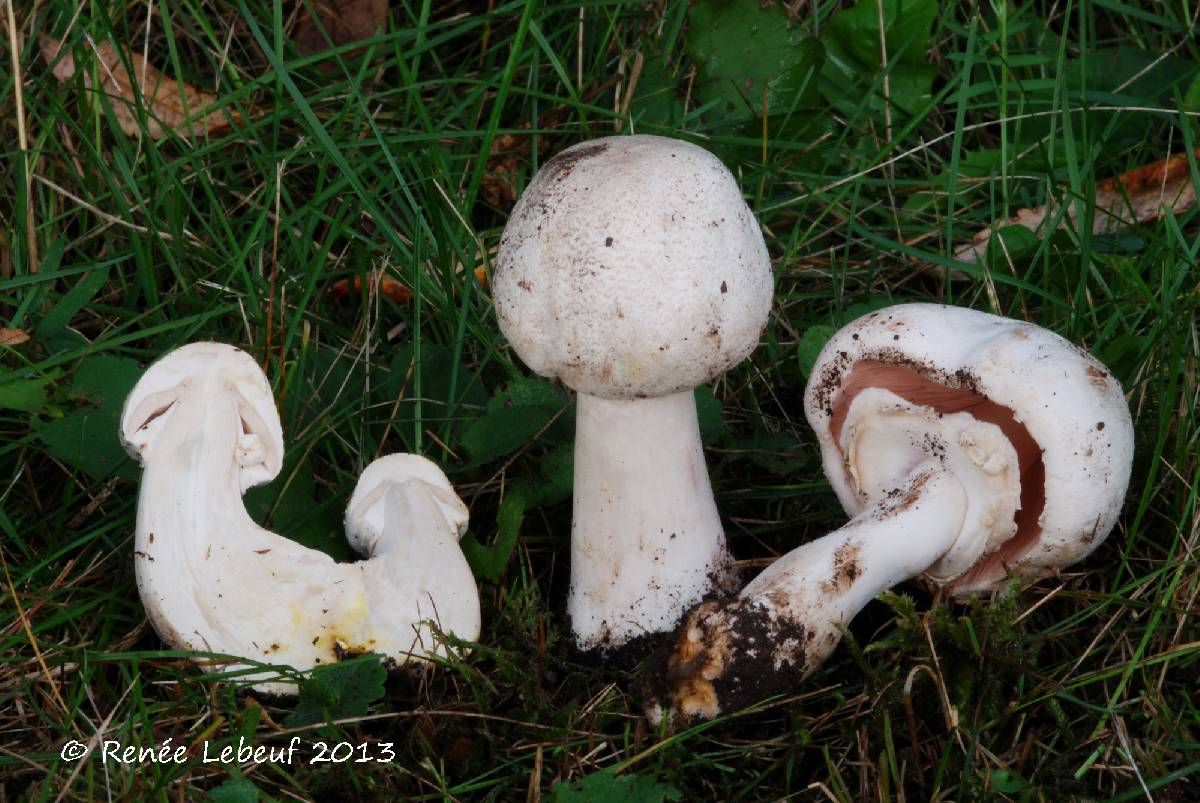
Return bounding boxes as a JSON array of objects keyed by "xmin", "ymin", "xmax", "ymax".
[
  {"xmin": 328, "ymin": 273, "xmax": 414, "ymax": 305},
  {"xmin": 955, "ymin": 148, "xmax": 1200, "ymax": 264},
  {"xmin": 293, "ymin": 0, "xmax": 387, "ymax": 56},
  {"xmin": 329, "ymin": 267, "xmax": 488, "ymax": 306},
  {"xmin": 39, "ymin": 35, "xmax": 238, "ymax": 141},
  {"xmin": 0, "ymin": 329, "xmax": 31, "ymax": 347}
]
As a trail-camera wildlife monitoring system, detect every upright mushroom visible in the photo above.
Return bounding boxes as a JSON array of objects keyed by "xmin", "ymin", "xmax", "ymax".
[
  {"xmin": 645, "ymin": 303, "xmax": 1134, "ymax": 723},
  {"xmin": 120, "ymin": 342, "xmax": 480, "ymax": 694},
  {"xmin": 492, "ymin": 135, "xmax": 773, "ymax": 654}
]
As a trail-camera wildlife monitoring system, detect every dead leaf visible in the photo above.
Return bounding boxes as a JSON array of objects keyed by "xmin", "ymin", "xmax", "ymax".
[
  {"xmin": 955, "ymin": 148, "xmax": 1200, "ymax": 264},
  {"xmin": 294, "ymin": 0, "xmax": 388, "ymax": 56},
  {"xmin": 441, "ymin": 735, "xmax": 474, "ymax": 764},
  {"xmin": 329, "ymin": 268, "xmax": 487, "ymax": 305},
  {"xmin": 328, "ymin": 273, "xmax": 414, "ymax": 305},
  {"xmin": 39, "ymin": 35, "xmax": 238, "ymax": 141},
  {"xmin": 0, "ymin": 329, "xmax": 30, "ymax": 347}
]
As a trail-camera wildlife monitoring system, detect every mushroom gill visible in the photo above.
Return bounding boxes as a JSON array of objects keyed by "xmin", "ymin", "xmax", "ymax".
[{"xmin": 829, "ymin": 360, "xmax": 1046, "ymax": 589}]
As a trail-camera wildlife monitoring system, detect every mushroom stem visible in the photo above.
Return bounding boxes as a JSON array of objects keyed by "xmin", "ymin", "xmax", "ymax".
[
  {"xmin": 569, "ymin": 390, "xmax": 735, "ymax": 652},
  {"xmin": 741, "ymin": 464, "xmax": 966, "ymax": 652},
  {"xmin": 645, "ymin": 463, "xmax": 967, "ymax": 724}
]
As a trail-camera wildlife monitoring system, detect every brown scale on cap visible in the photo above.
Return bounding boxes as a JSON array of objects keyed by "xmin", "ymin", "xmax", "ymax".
[
  {"xmin": 541, "ymin": 141, "xmax": 610, "ymax": 182},
  {"xmin": 829, "ymin": 360, "xmax": 1046, "ymax": 590}
]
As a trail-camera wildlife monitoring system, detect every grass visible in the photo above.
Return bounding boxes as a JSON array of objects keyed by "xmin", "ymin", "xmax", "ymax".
[{"xmin": 2, "ymin": 0, "xmax": 1198, "ymax": 800}]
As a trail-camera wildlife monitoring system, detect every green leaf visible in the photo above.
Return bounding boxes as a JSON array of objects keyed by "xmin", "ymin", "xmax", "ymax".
[
  {"xmin": 629, "ymin": 54, "xmax": 686, "ymax": 128},
  {"xmin": 1184, "ymin": 71, "xmax": 1200, "ymax": 113},
  {"xmin": 990, "ymin": 769, "xmax": 1030, "ymax": 794},
  {"xmin": 208, "ymin": 778, "xmax": 260, "ymax": 803},
  {"xmin": 461, "ymin": 440, "xmax": 574, "ymax": 580},
  {"xmin": 839, "ymin": 296, "xmax": 895, "ymax": 326},
  {"xmin": 34, "ymin": 264, "xmax": 109, "ymax": 352},
  {"xmin": 821, "ymin": 0, "xmax": 938, "ymax": 116},
  {"xmin": 694, "ymin": 385, "xmax": 727, "ymax": 445},
  {"xmin": 284, "ymin": 656, "xmax": 387, "ymax": 727},
  {"xmin": 1097, "ymin": 334, "xmax": 1148, "ymax": 387},
  {"xmin": 37, "ymin": 355, "xmax": 143, "ymax": 479},
  {"xmin": 796, "ymin": 324, "xmax": 835, "ymax": 379},
  {"xmin": 306, "ymin": 347, "xmax": 366, "ymax": 418},
  {"xmin": 461, "ymin": 486, "xmax": 527, "ymax": 581},
  {"xmin": 458, "ymin": 377, "xmax": 569, "ymax": 465},
  {"xmin": 907, "ymin": 147, "xmax": 1065, "ymax": 212},
  {"xmin": 530, "ymin": 442, "xmax": 574, "ymax": 508},
  {"xmin": 762, "ymin": 38, "xmax": 827, "ymax": 138},
  {"xmin": 983, "ymin": 224, "xmax": 1040, "ymax": 265},
  {"xmin": 986, "ymin": 48, "xmax": 1198, "ymax": 147},
  {"xmin": 686, "ymin": 0, "xmax": 825, "ymax": 128},
  {"xmin": 0, "ymin": 377, "xmax": 50, "ymax": 413},
  {"xmin": 373, "ymin": 344, "xmax": 489, "ymax": 440},
  {"xmin": 551, "ymin": 769, "xmax": 682, "ymax": 803},
  {"xmin": 1068, "ymin": 48, "xmax": 1197, "ymax": 103},
  {"xmin": 737, "ymin": 429, "xmax": 811, "ymax": 477}
]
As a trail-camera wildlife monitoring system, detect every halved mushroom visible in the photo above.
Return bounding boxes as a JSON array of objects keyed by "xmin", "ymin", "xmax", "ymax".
[
  {"xmin": 120, "ymin": 342, "xmax": 480, "ymax": 694},
  {"xmin": 644, "ymin": 304, "xmax": 1134, "ymax": 723},
  {"xmin": 492, "ymin": 135, "xmax": 774, "ymax": 655}
]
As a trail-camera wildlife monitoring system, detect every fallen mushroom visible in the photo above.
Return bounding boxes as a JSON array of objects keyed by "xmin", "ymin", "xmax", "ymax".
[
  {"xmin": 645, "ymin": 303, "xmax": 1134, "ymax": 723},
  {"xmin": 120, "ymin": 342, "xmax": 479, "ymax": 694},
  {"xmin": 492, "ymin": 135, "xmax": 773, "ymax": 655}
]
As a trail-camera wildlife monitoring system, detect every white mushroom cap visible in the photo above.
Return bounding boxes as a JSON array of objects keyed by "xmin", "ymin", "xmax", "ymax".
[
  {"xmin": 493, "ymin": 134, "xmax": 773, "ymax": 399},
  {"xmin": 804, "ymin": 303, "xmax": 1135, "ymax": 593},
  {"xmin": 120, "ymin": 343, "xmax": 480, "ymax": 693}
]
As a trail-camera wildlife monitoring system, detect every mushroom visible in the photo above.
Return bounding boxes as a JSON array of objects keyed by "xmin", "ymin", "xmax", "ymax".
[
  {"xmin": 492, "ymin": 135, "xmax": 773, "ymax": 654},
  {"xmin": 120, "ymin": 342, "xmax": 480, "ymax": 694},
  {"xmin": 644, "ymin": 303, "xmax": 1134, "ymax": 723}
]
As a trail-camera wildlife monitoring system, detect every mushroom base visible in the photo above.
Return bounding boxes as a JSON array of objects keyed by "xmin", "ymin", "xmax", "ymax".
[{"xmin": 641, "ymin": 597, "xmax": 812, "ymax": 725}]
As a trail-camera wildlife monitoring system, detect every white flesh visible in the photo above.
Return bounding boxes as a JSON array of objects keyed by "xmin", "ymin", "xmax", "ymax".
[{"xmin": 130, "ymin": 350, "xmax": 479, "ymax": 694}]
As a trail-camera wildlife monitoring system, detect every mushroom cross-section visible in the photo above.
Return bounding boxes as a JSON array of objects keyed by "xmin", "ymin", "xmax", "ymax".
[
  {"xmin": 120, "ymin": 342, "xmax": 480, "ymax": 694},
  {"xmin": 492, "ymin": 135, "xmax": 774, "ymax": 655},
  {"xmin": 644, "ymin": 303, "xmax": 1134, "ymax": 723}
]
